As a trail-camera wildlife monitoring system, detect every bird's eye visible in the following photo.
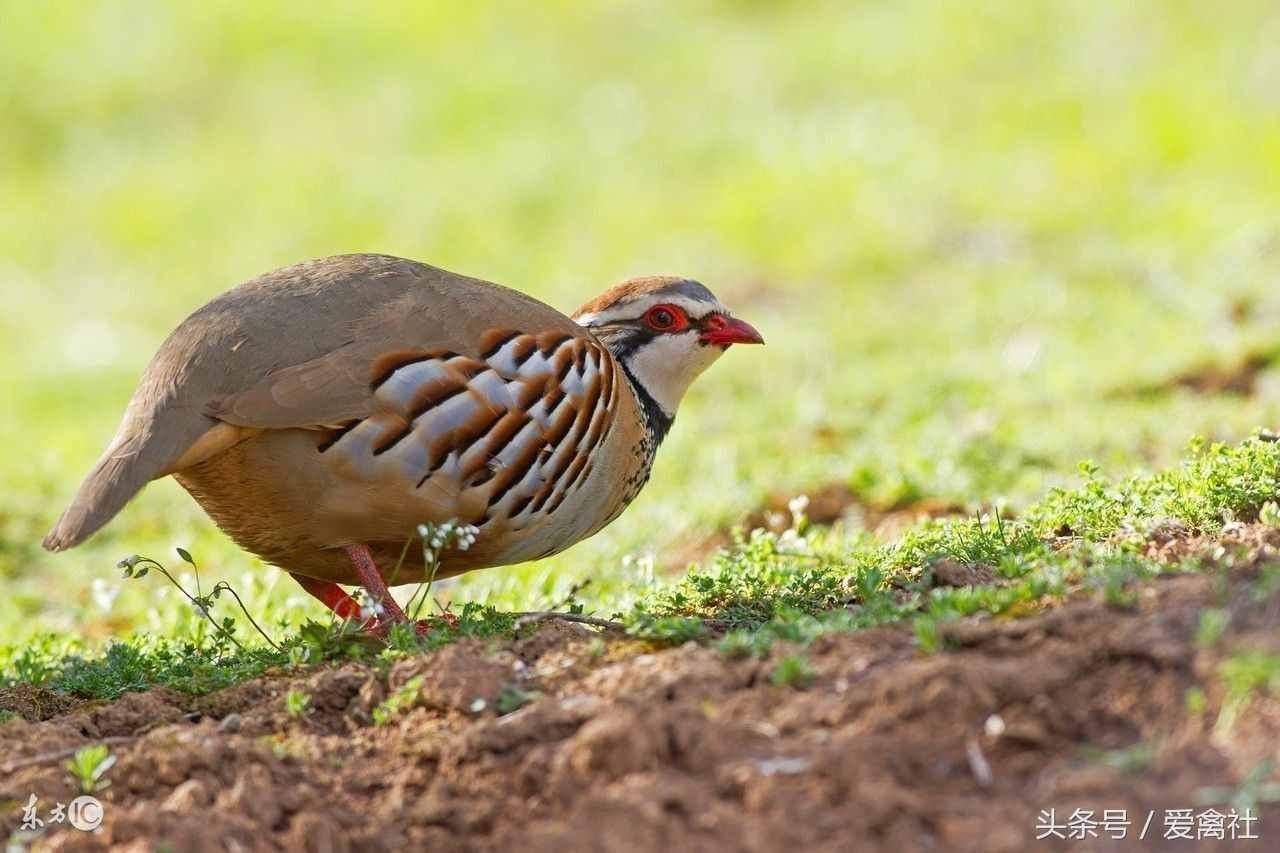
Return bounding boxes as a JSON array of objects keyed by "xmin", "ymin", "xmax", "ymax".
[{"xmin": 644, "ymin": 304, "xmax": 686, "ymax": 332}]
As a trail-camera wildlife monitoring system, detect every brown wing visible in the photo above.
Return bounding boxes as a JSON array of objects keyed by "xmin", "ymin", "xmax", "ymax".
[
  {"xmin": 205, "ymin": 257, "xmax": 588, "ymax": 431},
  {"xmin": 45, "ymin": 254, "xmax": 589, "ymax": 550}
]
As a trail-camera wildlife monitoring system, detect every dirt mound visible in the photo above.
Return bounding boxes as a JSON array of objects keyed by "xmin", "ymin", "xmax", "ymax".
[{"xmin": 3, "ymin": 536, "xmax": 1279, "ymax": 851}]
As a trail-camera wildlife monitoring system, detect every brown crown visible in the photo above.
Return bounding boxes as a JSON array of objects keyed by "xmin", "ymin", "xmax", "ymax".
[{"xmin": 572, "ymin": 276, "xmax": 713, "ymax": 319}]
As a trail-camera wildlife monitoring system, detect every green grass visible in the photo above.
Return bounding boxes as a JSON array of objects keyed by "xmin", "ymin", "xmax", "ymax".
[
  {"xmin": 2, "ymin": 2, "xmax": 1280, "ymax": 687},
  {"xmin": 5, "ymin": 436, "xmax": 1277, "ymax": 700},
  {"xmin": 632, "ymin": 436, "xmax": 1280, "ymax": 648}
]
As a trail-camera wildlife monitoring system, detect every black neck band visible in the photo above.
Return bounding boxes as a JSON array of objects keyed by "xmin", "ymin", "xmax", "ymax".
[{"xmin": 619, "ymin": 360, "xmax": 673, "ymax": 445}]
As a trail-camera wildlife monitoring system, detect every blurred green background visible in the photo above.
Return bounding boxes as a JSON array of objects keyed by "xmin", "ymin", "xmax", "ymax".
[{"xmin": 2, "ymin": 0, "xmax": 1279, "ymax": 643}]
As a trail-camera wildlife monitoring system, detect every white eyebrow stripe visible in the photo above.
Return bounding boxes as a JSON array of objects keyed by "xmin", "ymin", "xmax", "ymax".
[{"xmin": 577, "ymin": 295, "xmax": 724, "ymax": 327}]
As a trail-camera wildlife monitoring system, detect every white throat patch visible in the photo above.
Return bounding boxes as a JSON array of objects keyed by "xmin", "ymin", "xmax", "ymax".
[{"xmin": 623, "ymin": 331, "xmax": 725, "ymax": 415}]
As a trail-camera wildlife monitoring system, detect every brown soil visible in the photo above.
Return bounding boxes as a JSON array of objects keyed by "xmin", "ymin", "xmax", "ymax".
[{"xmin": 3, "ymin": 528, "xmax": 1280, "ymax": 852}]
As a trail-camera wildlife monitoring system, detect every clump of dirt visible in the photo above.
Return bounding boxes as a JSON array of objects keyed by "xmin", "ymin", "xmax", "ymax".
[
  {"xmin": 0, "ymin": 685, "xmax": 79, "ymax": 722},
  {"xmin": 668, "ymin": 483, "xmax": 970, "ymax": 567},
  {"xmin": 4, "ymin": 529, "xmax": 1280, "ymax": 851},
  {"xmin": 1143, "ymin": 518, "xmax": 1280, "ymax": 566},
  {"xmin": 751, "ymin": 483, "xmax": 969, "ymax": 533},
  {"xmin": 1173, "ymin": 352, "xmax": 1275, "ymax": 396},
  {"xmin": 1119, "ymin": 347, "xmax": 1280, "ymax": 398},
  {"xmin": 928, "ymin": 558, "xmax": 996, "ymax": 588}
]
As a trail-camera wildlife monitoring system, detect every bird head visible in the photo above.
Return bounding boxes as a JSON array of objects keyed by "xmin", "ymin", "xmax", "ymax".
[{"xmin": 573, "ymin": 276, "xmax": 763, "ymax": 427}]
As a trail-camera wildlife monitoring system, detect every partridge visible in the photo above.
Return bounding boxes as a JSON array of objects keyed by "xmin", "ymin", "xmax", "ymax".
[{"xmin": 44, "ymin": 254, "xmax": 762, "ymax": 631}]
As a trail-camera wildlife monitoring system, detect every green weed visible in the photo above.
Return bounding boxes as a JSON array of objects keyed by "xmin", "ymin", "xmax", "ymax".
[
  {"xmin": 284, "ymin": 689, "xmax": 312, "ymax": 718},
  {"xmin": 497, "ymin": 685, "xmax": 541, "ymax": 715},
  {"xmin": 1196, "ymin": 760, "xmax": 1280, "ymax": 812},
  {"xmin": 1215, "ymin": 651, "xmax": 1280, "ymax": 734},
  {"xmin": 770, "ymin": 654, "xmax": 816, "ymax": 689},
  {"xmin": 1195, "ymin": 609, "xmax": 1230, "ymax": 648},
  {"xmin": 65, "ymin": 744, "xmax": 115, "ymax": 794},
  {"xmin": 372, "ymin": 676, "xmax": 424, "ymax": 726},
  {"xmin": 913, "ymin": 617, "xmax": 943, "ymax": 655},
  {"xmin": 1083, "ymin": 741, "xmax": 1157, "ymax": 775}
]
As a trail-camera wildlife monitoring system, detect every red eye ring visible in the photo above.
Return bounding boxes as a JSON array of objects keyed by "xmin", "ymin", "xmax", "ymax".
[{"xmin": 644, "ymin": 304, "xmax": 688, "ymax": 332}]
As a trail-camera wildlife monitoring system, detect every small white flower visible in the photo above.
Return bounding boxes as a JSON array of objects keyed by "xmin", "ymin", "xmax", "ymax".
[
  {"xmin": 755, "ymin": 756, "xmax": 811, "ymax": 776},
  {"xmin": 788, "ymin": 495, "xmax": 810, "ymax": 517},
  {"xmin": 777, "ymin": 529, "xmax": 811, "ymax": 554},
  {"xmin": 91, "ymin": 578, "xmax": 119, "ymax": 612},
  {"xmin": 635, "ymin": 554, "xmax": 656, "ymax": 585}
]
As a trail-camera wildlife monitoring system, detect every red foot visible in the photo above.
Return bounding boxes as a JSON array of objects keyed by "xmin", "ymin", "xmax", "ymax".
[{"xmin": 373, "ymin": 615, "xmax": 457, "ymax": 637}]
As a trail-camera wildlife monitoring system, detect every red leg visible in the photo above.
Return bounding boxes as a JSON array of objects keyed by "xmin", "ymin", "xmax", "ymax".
[
  {"xmin": 342, "ymin": 544, "xmax": 458, "ymax": 637},
  {"xmin": 291, "ymin": 574, "xmax": 363, "ymax": 621},
  {"xmin": 343, "ymin": 543, "xmax": 409, "ymax": 625}
]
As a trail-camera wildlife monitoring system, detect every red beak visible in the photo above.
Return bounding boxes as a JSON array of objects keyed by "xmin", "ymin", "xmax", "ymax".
[{"xmin": 700, "ymin": 314, "xmax": 765, "ymax": 347}]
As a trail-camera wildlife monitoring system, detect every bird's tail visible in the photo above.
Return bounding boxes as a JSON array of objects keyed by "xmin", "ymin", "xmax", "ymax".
[
  {"xmin": 43, "ymin": 404, "xmax": 212, "ymax": 552},
  {"xmin": 43, "ymin": 438, "xmax": 155, "ymax": 551}
]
